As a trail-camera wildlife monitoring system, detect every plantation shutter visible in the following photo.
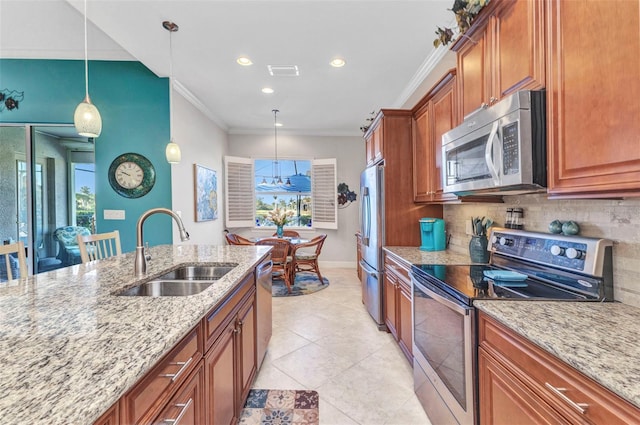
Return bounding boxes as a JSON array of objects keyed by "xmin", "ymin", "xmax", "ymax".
[
  {"xmin": 224, "ymin": 156, "xmax": 254, "ymax": 228},
  {"xmin": 312, "ymin": 158, "xmax": 337, "ymax": 229}
]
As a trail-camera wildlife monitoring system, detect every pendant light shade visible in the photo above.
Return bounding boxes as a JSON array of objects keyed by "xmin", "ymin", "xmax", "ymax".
[
  {"xmin": 164, "ymin": 21, "xmax": 181, "ymax": 164},
  {"xmin": 74, "ymin": 0, "xmax": 102, "ymax": 138},
  {"xmin": 166, "ymin": 140, "xmax": 181, "ymax": 164}
]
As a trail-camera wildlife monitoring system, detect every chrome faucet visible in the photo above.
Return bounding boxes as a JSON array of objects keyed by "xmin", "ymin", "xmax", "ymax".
[{"xmin": 134, "ymin": 207, "xmax": 190, "ymax": 276}]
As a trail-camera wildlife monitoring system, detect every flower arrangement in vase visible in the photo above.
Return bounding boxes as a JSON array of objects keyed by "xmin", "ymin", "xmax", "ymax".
[
  {"xmin": 433, "ymin": 0, "xmax": 490, "ymax": 47},
  {"xmin": 267, "ymin": 207, "xmax": 295, "ymax": 237}
]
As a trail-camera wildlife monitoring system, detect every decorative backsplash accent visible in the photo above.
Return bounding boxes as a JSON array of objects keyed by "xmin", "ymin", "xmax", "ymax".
[{"xmin": 444, "ymin": 194, "xmax": 640, "ymax": 307}]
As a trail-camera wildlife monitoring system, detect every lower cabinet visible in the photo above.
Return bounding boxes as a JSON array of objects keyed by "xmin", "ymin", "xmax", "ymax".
[
  {"xmin": 104, "ymin": 268, "xmax": 263, "ymax": 425},
  {"xmin": 478, "ymin": 311, "xmax": 640, "ymax": 424},
  {"xmin": 383, "ymin": 252, "xmax": 412, "ymax": 363}
]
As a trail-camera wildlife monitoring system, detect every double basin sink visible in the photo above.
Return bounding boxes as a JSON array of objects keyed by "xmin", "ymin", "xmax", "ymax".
[{"xmin": 117, "ymin": 263, "xmax": 238, "ymax": 297}]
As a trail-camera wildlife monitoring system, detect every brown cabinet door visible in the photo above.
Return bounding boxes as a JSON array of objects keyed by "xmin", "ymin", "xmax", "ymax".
[
  {"xmin": 493, "ymin": 0, "xmax": 545, "ymax": 98},
  {"xmin": 547, "ymin": 0, "xmax": 640, "ymax": 197},
  {"xmin": 457, "ymin": 28, "xmax": 490, "ymax": 118},
  {"xmin": 154, "ymin": 365, "xmax": 204, "ymax": 425},
  {"xmin": 431, "ymin": 76, "xmax": 459, "ymax": 203},
  {"xmin": 412, "ymin": 104, "xmax": 434, "ymax": 202},
  {"xmin": 205, "ymin": 321, "xmax": 237, "ymax": 425},
  {"xmin": 397, "ymin": 282, "xmax": 413, "ymax": 362},
  {"xmin": 383, "ymin": 269, "xmax": 398, "ymax": 339},
  {"xmin": 238, "ymin": 296, "xmax": 257, "ymax": 406},
  {"xmin": 478, "ymin": 348, "xmax": 569, "ymax": 425},
  {"xmin": 93, "ymin": 403, "xmax": 119, "ymax": 425}
]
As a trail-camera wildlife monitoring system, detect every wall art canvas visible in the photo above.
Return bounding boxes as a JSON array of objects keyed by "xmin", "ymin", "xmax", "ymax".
[{"xmin": 194, "ymin": 164, "xmax": 218, "ymax": 221}]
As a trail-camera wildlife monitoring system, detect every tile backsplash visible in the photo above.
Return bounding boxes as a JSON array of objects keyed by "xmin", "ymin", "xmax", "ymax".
[{"xmin": 444, "ymin": 194, "xmax": 640, "ymax": 307}]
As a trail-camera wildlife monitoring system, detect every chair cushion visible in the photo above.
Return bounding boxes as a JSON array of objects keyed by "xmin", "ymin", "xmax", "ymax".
[{"xmin": 295, "ymin": 252, "xmax": 317, "ymax": 260}]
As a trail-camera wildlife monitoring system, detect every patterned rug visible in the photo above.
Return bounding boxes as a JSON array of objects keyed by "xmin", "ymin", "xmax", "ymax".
[
  {"xmin": 272, "ymin": 272, "xmax": 329, "ymax": 297},
  {"xmin": 239, "ymin": 389, "xmax": 319, "ymax": 425}
]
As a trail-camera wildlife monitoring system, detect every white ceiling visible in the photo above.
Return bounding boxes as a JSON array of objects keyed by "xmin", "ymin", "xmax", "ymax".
[{"xmin": 0, "ymin": 0, "xmax": 458, "ymax": 136}]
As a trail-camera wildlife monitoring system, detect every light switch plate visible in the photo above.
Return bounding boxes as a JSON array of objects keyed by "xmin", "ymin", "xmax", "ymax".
[{"xmin": 104, "ymin": 209, "xmax": 125, "ymax": 220}]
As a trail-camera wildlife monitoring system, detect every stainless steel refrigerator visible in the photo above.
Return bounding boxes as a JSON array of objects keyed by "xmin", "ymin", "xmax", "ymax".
[{"xmin": 359, "ymin": 164, "xmax": 385, "ymax": 329}]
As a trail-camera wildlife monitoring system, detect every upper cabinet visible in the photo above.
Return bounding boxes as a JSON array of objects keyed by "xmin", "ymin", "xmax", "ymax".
[
  {"xmin": 412, "ymin": 71, "xmax": 460, "ymax": 203},
  {"xmin": 364, "ymin": 119, "xmax": 384, "ymax": 166},
  {"xmin": 454, "ymin": 0, "xmax": 546, "ymax": 119},
  {"xmin": 546, "ymin": 0, "xmax": 640, "ymax": 198}
]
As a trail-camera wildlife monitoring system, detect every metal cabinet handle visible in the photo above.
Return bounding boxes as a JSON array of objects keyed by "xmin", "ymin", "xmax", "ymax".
[
  {"xmin": 489, "ymin": 96, "xmax": 498, "ymax": 105},
  {"xmin": 159, "ymin": 356, "xmax": 193, "ymax": 382},
  {"xmin": 544, "ymin": 382, "xmax": 588, "ymax": 414},
  {"xmin": 163, "ymin": 398, "xmax": 193, "ymax": 424}
]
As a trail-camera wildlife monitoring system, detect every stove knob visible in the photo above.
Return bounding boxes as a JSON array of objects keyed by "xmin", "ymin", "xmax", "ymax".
[
  {"xmin": 499, "ymin": 237, "xmax": 514, "ymax": 246},
  {"xmin": 491, "ymin": 235, "xmax": 499, "ymax": 244},
  {"xmin": 550, "ymin": 245, "xmax": 565, "ymax": 256},
  {"xmin": 566, "ymin": 248, "xmax": 584, "ymax": 260}
]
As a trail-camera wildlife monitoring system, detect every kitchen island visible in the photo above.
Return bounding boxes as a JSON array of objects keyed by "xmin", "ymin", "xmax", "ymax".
[{"xmin": 0, "ymin": 244, "xmax": 270, "ymax": 425}]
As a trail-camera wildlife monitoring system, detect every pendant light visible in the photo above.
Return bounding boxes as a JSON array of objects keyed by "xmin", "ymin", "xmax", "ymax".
[
  {"xmin": 74, "ymin": 0, "xmax": 102, "ymax": 138},
  {"xmin": 272, "ymin": 109, "xmax": 283, "ymax": 185},
  {"xmin": 164, "ymin": 21, "xmax": 181, "ymax": 164}
]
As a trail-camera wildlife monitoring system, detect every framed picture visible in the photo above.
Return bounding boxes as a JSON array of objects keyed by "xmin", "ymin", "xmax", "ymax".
[{"xmin": 194, "ymin": 164, "xmax": 218, "ymax": 221}]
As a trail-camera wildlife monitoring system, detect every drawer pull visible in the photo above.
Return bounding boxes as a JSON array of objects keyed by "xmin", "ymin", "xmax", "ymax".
[
  {"xmin": 545, "ymin": 382, "xmax": 589, "ymax": 414},
  {"xmin": 163, "ymin": 398, "xmax": 193, "ymax": 424},
  {"xmin": 159, "ymin": 356, "xmax": 193, "ymax": 382}
]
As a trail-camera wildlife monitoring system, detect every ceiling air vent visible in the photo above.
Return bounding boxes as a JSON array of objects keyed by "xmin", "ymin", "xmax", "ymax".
[{"xmin": 267, "ymin": 65, "xmax": 300, "ymax": 77}]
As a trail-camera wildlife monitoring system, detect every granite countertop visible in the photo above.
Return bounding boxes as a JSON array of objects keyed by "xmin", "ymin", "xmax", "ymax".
[
  {"xmin": 383, "ymin": 246, "xmax": 478, "ymax": 266},
  {"xmin": 0, "ymin": 244, "xmax": 270, "ymax": 425},
  {"xmin": 475, "ymin": 301, "xmax": 640, "ymax": 409}
]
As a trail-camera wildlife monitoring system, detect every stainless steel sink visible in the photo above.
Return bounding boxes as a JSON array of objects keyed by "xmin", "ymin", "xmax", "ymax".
[{"xmin": 117, "ymin": 263, "xmax": 238, "ymax": 297}]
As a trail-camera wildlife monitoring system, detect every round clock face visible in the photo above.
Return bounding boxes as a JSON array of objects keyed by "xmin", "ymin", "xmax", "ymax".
[{"xmin": 108, "ymin": 153, "xmax": 156, "ymax": 198}]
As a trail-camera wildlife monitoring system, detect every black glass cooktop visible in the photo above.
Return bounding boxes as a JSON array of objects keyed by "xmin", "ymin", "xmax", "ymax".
[{"xmin": 411, "ymin": 263, "xmax": 595, "ymax": 306}]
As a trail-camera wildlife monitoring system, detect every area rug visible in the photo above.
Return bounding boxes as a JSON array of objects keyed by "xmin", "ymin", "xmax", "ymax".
[
  {"xmin": 272, "ymin": 272, "xmax": 329, "ymax": 297},
  {"xmin": 238, "ymin": 389, "xmax": 319, "ymax": 425}
]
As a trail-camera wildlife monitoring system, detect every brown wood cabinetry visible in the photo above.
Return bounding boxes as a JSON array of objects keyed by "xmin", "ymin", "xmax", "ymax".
[
  {"xmin": 383, "ymin": 252, "xmax": 412, "ymax": 363},
  {"xmin": 121, "ymin": 326, "xmax": 203, "ymax": 424},
  {"xmin": 204, "ymin": 273, "xmax": 257, "ymax": 425},
  {"xmin": 93, "ymin": 403, "xmax": 119, "ymax": 425},
  {"xmin": 546, "ymin": 0, "xmax": 640, "ymax": 198},
  {"xmin": 478, "ymin": 312, "xmax": 640, "ymax": 424},
  {"xmin": 154, "ymin": 366, "xmax": 205, "ymax": 425},
  {"xmin": 363, "ymin": 109, "xmax": 442, "ymax": 247},
  {"xmin": 454, "ymin": 0, "xmax": 545, "ymax": 118},
  {"xmin": 412, "ymin": 71, "xmax": 460, "ymax": 203},
  {"xmin": 365, "ymin": 121, "xmax": 383, "ymax": 165}
]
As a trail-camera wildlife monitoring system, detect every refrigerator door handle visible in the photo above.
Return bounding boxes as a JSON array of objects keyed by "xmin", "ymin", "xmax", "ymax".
[
  {"xmin": 361, "ymin": 186, "xmax": 371, "ymax": 246},
  {"xmin": 359, "ymin": 259, "xmax": 378, "ymax": 278}
]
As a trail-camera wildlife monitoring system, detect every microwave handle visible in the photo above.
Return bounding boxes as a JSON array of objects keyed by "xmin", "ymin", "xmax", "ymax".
[{"xmin": 484, "ymin": 121, "xmax": 500, "ymax": 184}]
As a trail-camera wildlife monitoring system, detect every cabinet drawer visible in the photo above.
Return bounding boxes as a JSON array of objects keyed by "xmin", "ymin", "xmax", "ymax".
[
  {"xmin": 204, "ymin": 272, "xmax": 255, "ymax": 350},
  {"xmin": 479, "ymin": 313, "xmax": 640, "ymax": 424},
  {"xmin": 384, "ymin": 254, "xmax": 411, "ymax": 285},
  {"xmin": 122, "ymin": 326, "xmax": 203, "ymax": 424},
  {"xmin": 153, "ymin": 364, "xmax": 204, "ymax": 425}
]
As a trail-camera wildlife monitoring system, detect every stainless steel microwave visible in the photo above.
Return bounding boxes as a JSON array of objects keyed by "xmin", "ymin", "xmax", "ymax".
[{"xmin": 442, "ymin": 90, "xmax": 547, "ymax": 196}]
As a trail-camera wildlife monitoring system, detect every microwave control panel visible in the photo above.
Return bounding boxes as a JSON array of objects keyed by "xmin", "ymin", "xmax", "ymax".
[{"xmin": 502, "ymin": 122, "xmax": 520, "ymax": 175}]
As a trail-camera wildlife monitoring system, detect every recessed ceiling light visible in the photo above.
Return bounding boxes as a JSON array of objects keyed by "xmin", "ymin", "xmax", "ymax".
[
  {"xmin": 330, "ymin": 58, "xmax": 346, "ymax": 68},
  {"xmin": 237, "ymin": 56, "xmax": 253, "ymax": 66},
  {"xmin": 275, "ymin": 123, "xmax": 283, "ymax": 127},
  {"xmin": 261, "ymin": 87, "xmax": 274, "ymax": 94}
]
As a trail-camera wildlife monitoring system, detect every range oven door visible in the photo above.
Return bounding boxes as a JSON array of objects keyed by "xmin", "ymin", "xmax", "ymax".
[{"xmin": 412, "ymin": 274, "xmax": 475, "ymax": 425}]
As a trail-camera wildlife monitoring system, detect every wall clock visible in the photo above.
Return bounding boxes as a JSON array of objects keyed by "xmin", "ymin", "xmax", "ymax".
[{"xmin": 108, "ymin": 153, "xmax": 156, "ymax": 198}]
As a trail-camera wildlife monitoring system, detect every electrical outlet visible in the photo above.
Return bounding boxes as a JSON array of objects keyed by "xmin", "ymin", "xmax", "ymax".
[{"xmin": 465, "ymin": 220, "xmax": 473, "ymax": 235}]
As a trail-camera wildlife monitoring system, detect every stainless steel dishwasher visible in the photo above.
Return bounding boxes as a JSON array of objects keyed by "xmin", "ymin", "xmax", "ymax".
[{"xmin": 255, "ymin": 257, "xmax": 273, "ymax": 368}]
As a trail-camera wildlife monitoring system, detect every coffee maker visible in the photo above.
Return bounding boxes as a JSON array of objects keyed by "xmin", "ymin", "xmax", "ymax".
[{"xmin": 419, "ymin": 218, "xmax": 446, "ymax": 251}]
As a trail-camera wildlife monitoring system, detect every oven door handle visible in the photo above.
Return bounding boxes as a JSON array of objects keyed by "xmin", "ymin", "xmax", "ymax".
[
  {"xmin": 413, "ymin": 278, "xmax": 471, "ymax": 316},
  {"xmin": 484, "ymin": 121, "xmax": 501, "ymax": 185}
]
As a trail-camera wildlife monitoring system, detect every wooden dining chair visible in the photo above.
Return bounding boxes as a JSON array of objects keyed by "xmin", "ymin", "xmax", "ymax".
[
  {"xmin": 225, "ymin": 233, "xmax": 255, "ymax": 245},
  {"xmin": 77, "ymin": 231, "xmax": 122, "ymax": 263},
  {"xmin": 291, "ymin": 234, "xmax": 327, "ymax": 284},
  {"xmin": 0, "ymin": 241, "xmax": 28, "ymax": 281},
  {"xmin": 256, "ymin": 238, "xmax": 292, "ymax": 293},
  {"xmin": 272, "ymin": 230, "xmax": 300, "ymax": 238}
]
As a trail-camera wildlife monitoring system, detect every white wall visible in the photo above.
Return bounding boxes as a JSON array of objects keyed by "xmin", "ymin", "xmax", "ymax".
[
  {"xmin": 228, "ymin": 133, "xmax": 365, "ymax": 267},
  {"xmin": 170, "ymin": 91, "xmax": 229, "ymax": 245}
]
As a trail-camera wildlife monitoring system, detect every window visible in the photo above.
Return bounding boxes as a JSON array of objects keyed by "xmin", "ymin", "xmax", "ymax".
[{"xmin": 225, "ymin": 156, "xmax": 337, "ymax": 229}]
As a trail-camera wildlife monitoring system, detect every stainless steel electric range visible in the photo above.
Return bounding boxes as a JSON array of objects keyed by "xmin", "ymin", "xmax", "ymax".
[{"xmin": 410, "ymin": 228, "xmax": 614, "ymax": 425}]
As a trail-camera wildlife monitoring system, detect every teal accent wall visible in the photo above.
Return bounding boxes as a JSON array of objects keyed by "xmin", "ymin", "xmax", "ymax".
[{"xmin": 0, "ymin": 59, "xmax": 173, "ymax": 252}]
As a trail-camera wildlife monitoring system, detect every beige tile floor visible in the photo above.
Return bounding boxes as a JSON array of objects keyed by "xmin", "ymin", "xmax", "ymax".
[{"xmin": 252, "ymin": 267, "xmax": 432, "ymax": 425}]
